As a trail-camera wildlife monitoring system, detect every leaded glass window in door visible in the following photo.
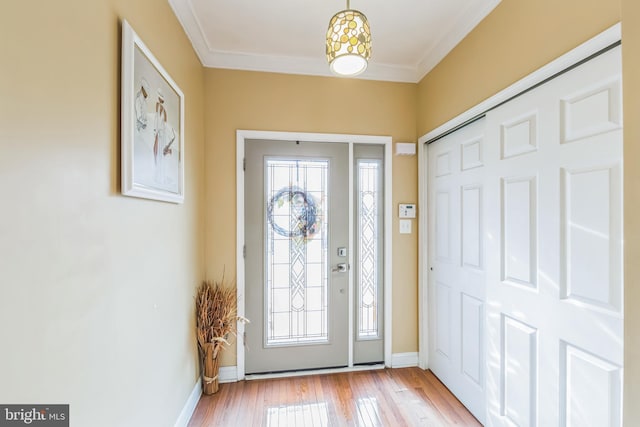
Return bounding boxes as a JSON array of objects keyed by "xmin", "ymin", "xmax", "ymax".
[
  {"xmin": 357, "ymin": 160, "xmax": 381, "ymax": 339},
  {"xmin": 265, "ymin": 159, "xmax": 329, "ymax": 346}
]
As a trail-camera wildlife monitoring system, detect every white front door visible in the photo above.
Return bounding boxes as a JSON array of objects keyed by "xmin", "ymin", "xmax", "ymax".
[
  {"xmin": 244, "ymin": 139, "xmax": 350, "ymax": 374},
  {"xmin": 484, "ymin": 46, "xmax": 623, "ymax": 426},
  {"xmin": 427, "ymin": 118, "xmax": 487, "ymax": 422}
]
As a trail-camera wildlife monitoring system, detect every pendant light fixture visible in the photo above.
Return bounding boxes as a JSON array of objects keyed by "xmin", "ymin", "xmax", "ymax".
[{"xmin": 326, "ymin": 0, "xmax": 372, "ymax": 77}]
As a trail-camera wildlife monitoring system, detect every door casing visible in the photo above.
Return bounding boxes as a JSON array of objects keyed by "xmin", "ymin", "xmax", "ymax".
[{"xmin": 236, "ymin": 130, "xmax": 393, "ymax": 380}]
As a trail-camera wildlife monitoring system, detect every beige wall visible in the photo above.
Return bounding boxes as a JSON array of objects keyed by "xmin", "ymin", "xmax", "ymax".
[
  {"xmin": 0, "ymin": 1, "xmax": 205, "ymax": 426},
  {"xmin": 203, "ymin": 69, "xmax": 418, "ymax": 365},
  {"xmin": 417, "ymin": 0, "xmax": 640, "ymax": 423},
  {"xmin": 417, "ymin": 0, "xmax": 620, "ymax": 135},
  {"xmin": 3, "ymin": 0, "xmax": 637, "ymax": 423},
  {"xmin": 622, "ymin": 0, "xmax": 640, "ymax": 422}
]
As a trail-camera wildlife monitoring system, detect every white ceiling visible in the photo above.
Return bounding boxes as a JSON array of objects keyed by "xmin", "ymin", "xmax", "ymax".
[{"xmin": 169, "ymin": 0, "xmax": 501, "ymax": 83}]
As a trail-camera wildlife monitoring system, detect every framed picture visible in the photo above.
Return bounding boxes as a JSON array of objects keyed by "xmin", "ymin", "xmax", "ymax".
[{"xmin": 121, "ymin": 20, "xmax": 184, "ymax": 203}]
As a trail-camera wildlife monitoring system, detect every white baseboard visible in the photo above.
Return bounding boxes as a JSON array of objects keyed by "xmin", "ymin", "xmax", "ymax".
[
  {"xmin": 219, "ymin": 366, "xmax": 238, "ymax": 383},
  {"xmin": 245, "ymin": 364, "xmax": 385, "ymax": 381},
  {"xmin": 174, "ymin": 369, "xmax": 237, "ymax": 427},
  {"xmin": 213, "ymin": 355, "xmax": 418, "ymax": 388},
  {"xmin": 391, "ymin": 352, "xmax": 419, "ymax": 368},
  {"xmin": 174, "ymin": 379, "xmax": 202, "ymax": 427}
]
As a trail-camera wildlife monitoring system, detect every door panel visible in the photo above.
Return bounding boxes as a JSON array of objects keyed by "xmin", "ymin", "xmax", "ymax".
[
  {"xmin": 562, "ymin": 165, "xmax": 622, "ymax": 311},
  {"xmin": 501, "ymin": 315, "xmax": 537, "ymax": 427},
  {"xmin": 426, "ymin": 46, "xmax": 623, "ymax": 426},
  {"xmin": 244, "ymin": 139, "xmax": 349, "ymax": 374},
  {"xmin": 484, "ymin": 46, "xmax": 623, "ymax": 426},
  {"xmin": 461, "ymin": 293, "xmax": 483, "ymax": 386},
  {"xmin": 428, "ymin": 118, "xmax": 487, "ymax": 422},
  {"xmin": 501, "ymin": 175, "xmax": 537, "ymax": 288}
]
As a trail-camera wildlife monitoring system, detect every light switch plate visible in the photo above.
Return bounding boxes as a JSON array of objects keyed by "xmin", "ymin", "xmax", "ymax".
[{"xmin": 400, "ymin": 219, "xmax": 412, "ymax": 234}]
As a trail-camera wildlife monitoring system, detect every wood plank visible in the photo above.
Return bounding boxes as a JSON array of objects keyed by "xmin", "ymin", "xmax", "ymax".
[{"xmin": 187, "ymin": 368, "xmax": 481, "ymax": 427}]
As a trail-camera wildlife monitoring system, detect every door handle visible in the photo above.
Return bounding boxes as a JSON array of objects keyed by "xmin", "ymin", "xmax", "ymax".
[{"xmin": 332, "ymin": 263, "xmax": 349, "ymax": 273}]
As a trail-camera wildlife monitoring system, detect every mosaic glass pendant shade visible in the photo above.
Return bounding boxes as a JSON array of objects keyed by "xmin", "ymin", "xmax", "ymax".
[{"xmin": 326, "ymin": 1, "xmax": 372, "ymax": 77}]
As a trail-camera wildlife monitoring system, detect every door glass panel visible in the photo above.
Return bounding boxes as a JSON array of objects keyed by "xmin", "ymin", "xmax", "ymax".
[
  {"xmin": 265, "ymin": 159, "xmax": 328, "ymax": 346},
  {"xmin": 357, "ymin": 160, "xmax": 381, "ymax": 339}
]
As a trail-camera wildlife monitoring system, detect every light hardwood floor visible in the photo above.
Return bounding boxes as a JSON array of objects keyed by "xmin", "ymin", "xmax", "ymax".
[{"xmin": 187, "ymin": 367, "xmax": 481, "ymax": 426}]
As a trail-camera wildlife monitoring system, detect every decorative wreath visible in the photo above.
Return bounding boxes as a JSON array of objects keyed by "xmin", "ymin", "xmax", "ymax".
[{"xmin": 267, "ymin": 186, "xmax": 320, "ymax": 239}]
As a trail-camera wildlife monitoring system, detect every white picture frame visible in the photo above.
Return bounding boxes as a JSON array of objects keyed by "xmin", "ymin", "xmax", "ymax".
[{"xmin": 121, "ymin": 20, "xmax": 185, "ymax": 203}]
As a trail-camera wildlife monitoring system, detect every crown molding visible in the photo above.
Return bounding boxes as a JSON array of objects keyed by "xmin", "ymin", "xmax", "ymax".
[
  {"xmin": 202, "ymin": 49, "xmax": 420, "ymax": 82},
  {"xmin": 169, "ymin": 0, "xmax": 501, "ymax": 84}
]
